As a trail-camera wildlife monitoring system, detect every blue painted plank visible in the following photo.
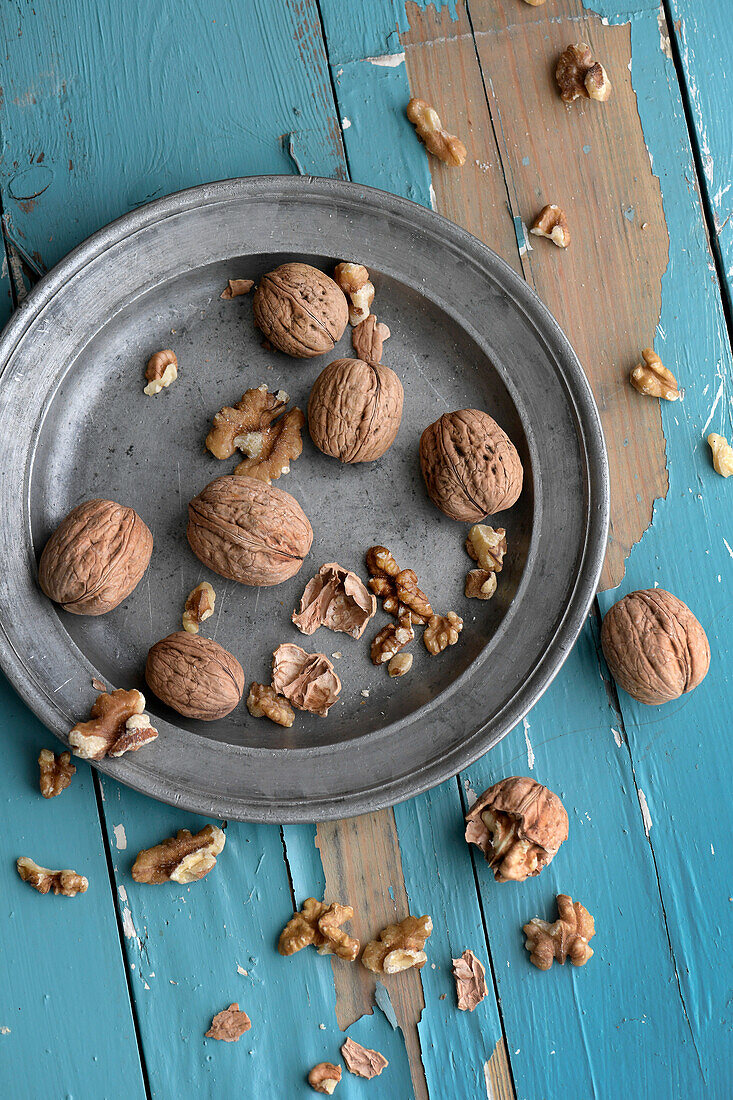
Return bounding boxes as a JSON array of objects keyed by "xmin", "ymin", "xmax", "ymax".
[{"xmin": 0, "ymin": 678, "xmax": 146, "ymax": 1100}]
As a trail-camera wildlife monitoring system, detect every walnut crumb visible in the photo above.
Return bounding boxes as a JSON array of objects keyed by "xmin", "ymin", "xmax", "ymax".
[
  {"xmin": 333, "ymin": 262, "xmax": 374, "ymax": 326},
  {"xmin": 630, "ymin": 349, "xmax": 679, "ymax": 400},
  {"xmin": 523, "ymin": 893, "xmax": 595, "ymax": 969},
  {"xmin": 144, "ymin": 349, "xmax": 178, "ymax": 396},
  {"xmin": 38, "ymin": 748, "xmax": 76, "ymax": 799},
  {"xmin": 16, "ymin": 856, "xmax": 88, "ymax": 897},
  {"xmin": 530, "ymin": 204, "xmax": 571, "ymax": 248},
  {"xmin": 182, "ymin": 581, "xmax": 216, "ymax": 633},
  {"xmin": 708, "ymin": 433, "xmax": 733, "ymax": 477},
  {"xmin": 308, "ymin": 1063, "xmax": 342, "ymax": 1094}
]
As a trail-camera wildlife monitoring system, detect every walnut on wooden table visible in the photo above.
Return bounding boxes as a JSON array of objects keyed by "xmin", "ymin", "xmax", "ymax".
[
  {"xmin": 131, "ymin": 824, "xmax": 225, "ymax": 885},
  {"xmin": 530, "ymin": 204, "xmax": 571, "ymax": 248},
  {"xmin": 278, "ymin": 897, "xmax": 360, "ymax": 961},
  {"xmin": 556, "ymin": 42, "xmax": 612, "ymax": 104},
  {"xmin": 708, "ymin": 432, "xmax": 733, "ymax": 477},
  {"xmin": 523, "ymin": 894, "xmax": 595, "ymax": 970},
  {"xmin": 16, "ymin": 857, "xmax": 88, "ymax": 897},
  {"xmin": 630, "ymin": 348, "xmax": 679, "ymax": 400},
  {"xmin": 38, "ymin": 748, "xmax": 76, "ymax": 798},
  {"xmin": 361, "ymin": 913, "xmax": 433, "ymax": 973},
  {"xmin": 406, "ymin": 97, "xmax": 467, "ymax": 166}
]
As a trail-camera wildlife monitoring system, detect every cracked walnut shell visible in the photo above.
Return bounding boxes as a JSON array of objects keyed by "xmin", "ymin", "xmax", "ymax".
[
  {"xmin": 465, "ymin": 777, "xmax": 569, "ymax": 882},
  {"xmin": 17, "ymin": 857, "xmax": 88, "ymax": 897},
  {"xmin": 132, "ymin": 824, "xmax": 225, "ymax": 884},
  {"xmin": 600, "ymin": 589, "xmax": 710, "ymax": 705},
  {"xmin": 252, "ymin": 262, "xmax": 348, "ymax": 358},
  {"xmin": 556, "ymin": 43, "xmax": 612, "ymax": 104},
  {"xmin": 38, "ymin": 748, "xmax": 76, "ymax": 798},
  {"xmin": 630, "ymin": 349, "xmax": 679, "ymax": 400},
  {"xmin": 205, "ymin": 384, "xmax": 304, "ymax": 484},
  {"xmin": 146, "ymin": 631, "xmax": 244, "ymax": 720},
  {"xmin": 308, "ymin": 358, "xmax": 404, "ymax": 464},
  {"xmin": 69, "ymin": 688, "xmax": 158, "ymax": 760},
  {"xmin": 293, "ymin": 562, "xmax": 376, "ymax": 639},
  {"xmin": 524, "ymin": 894, "xmax": 595, "ymax": 970},
  {"xmin": 246, "ymin": 683, "xmax": 295, "ymax": 727},
  {"xmin": 362, "ymin": 914, "xmax": 433, "ymax": 973},
  {"xmin": 38, "ymin": 499, "xmax": 153, "ymax": 616},
  {"xmin": 272, "ymin": 644, "xmax": 341, "ymax": 716},
  {"xmin": 188, "ymin": 475, "xmax": 312, "ymax": 587},
  {"xmin": 420, "ymin": 409, "xmax": 523, "ymax": 522},
  {"xmin": 452, "ymin": 949, "xmax": 488, "ymax": 1011},
  {"xmin": 341, "ymin": 1037, "xmax": 389, "ymax": 1079},
  {"xmin": 205, "ymin": 1003, "xmax": 251, "ymax": 1041},
  {"xmin": 279, "ymin": 897, "xmax": 360, "ymax": 961},
  {"xmin": 530, "ymin": 204, "xmax": 571, "ymax": 248}
]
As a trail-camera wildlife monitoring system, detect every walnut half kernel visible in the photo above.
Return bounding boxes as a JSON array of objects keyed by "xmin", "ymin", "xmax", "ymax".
[
  {"xmin": 17, "ymin": 857, "xmax": 88, "ymax": 897},
  {"xmin": 362, "ymin": 914, "xmax": 433, "ymax": 973},
  {"xmin": 424, "ymin": 611, "xmax": 463, "ymax": 655},
  {"xmin": 630, "ymin": 349, "xmax": 679, "ymax": 400},
  {"xmin": 523, "ymin": 894, "xmax": 595, "ymax": 970},
  {"xmin": 38, "ymin": 748, "xmax": 76, "ymax": 798},
  {"xmin": 556, "ymin": 43, "xmax": 612, "ymax": 104},
  {"xmin": 69, "ymin": 688, "xmax": 158, "ymax": 760},
  {"xmin": 132, "ymin": 824, "xmax": 225, "ymax": 885},
  {"xmin": 182, "ymin": 581, "xmax": 216, "ymax": 634},
  {"xmin": 406, "ymin": 97, "xmax": 467, "ymax": 167},
  {"xmin": 247, "ymin": 682, "xmax": 295, "ymax": 728},
  {"xmin": 279, "ymin": 897, "xmax": 360, "ymax": 961}
]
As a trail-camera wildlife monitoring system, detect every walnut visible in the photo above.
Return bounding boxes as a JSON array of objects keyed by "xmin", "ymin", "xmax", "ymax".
[
  {"xmin": 388, "ymin": 652, "xmax": 413, "ymax": 677},
  {"xmin": 16, "ymin": 857, "xmax": 88, "ymax": 897},
  {"xmin": 292, "ymin": 562, "xmax": 376, "ymax": 639},
  {"xmin": 424, "ymin": 611, "xmax": 462, "ymax": 655},
  {"xmin": 278, "ymin": 897, "xmax": 360, "ymax": 961},
  {"xmin": 365, "ymin": 545, "xmax": 399, "ymax": 578},
  {"xmin": 452, "ymin": 949, "xmax": 487, "ymax": 1011},
  {"xmin": 465, "ymin": 777, "xmax": 569, "ymax": 882},
  {"xmin": 600, "ymin": 589, "xmax": 710, "ymax": 705},
  {"xmin": 205, "ymin": 1003, "xmax": 251, "ymax": 1041},
  {"xmin": 523, "ymin": 894, "xmax": 595, "ymax": 970},
  {"xmin": 630, "ymin": 348, "xmax": 679, "ymax": 400},
  {"xmin": 188, "ymin": 476, "xmax": 313, "ymax": 587},
  {"xmin": 362, "ymin": 914, "xmax": 433, "ymax": 973},
  {"xmin": 220, "ymin": 278, "xmax": 254, "ymax": 299},
  {"xmin": 466, "ymin": 525, "xmax": 507, "ymax": 572},
  {"xmin": 708, "ymin": 432, "xmax": 733, "ymax": 477},
  {"xmin": 38, "ymin": 748, "xmax": 76, "ymax": 798},
  {"xmin": 333, "ymin": 262, "xmax": 374, "ymax": 326},
  {"xmin": 272, "ymin": 644, "xmax": 341, "ymax": 716},
  {"xmin": 395, "ymin": 569, "xmax": 433, "ymax": 619},
  {"xmin": 252, "ymin": 262, "xmax": 348, "ymax": 358},
  {"xmin": 352, "ymin": 315, "xmax": 390, "ymax": 364},
  {"xmin": 38, "ymin": 499, "xmax": 153, "ymax": 616},
  {"xmin": 132, "ymin": 823, "xmax": 225, "ymax": 884},
  {"xmin": 465, "ymin": 570, "xmax": 497, "ymax": 600},
  {"xmin": 143, "ymin": 349, "xmax": 178, "ymax": 396},
  {"xmin": 371, "ymin": 609, "xmax": 415, "ymax": 665},
  {"xmin": 420, "ymin": 410, "xmax": 523, "ymax": 521},
  {"xmin": 341, "ymin": 1037, "xmax": 389, "ymax": 1079},
  {"xmin": 556, "ymin": 43, "xmax": 612, "ymax": 104},
  {"xmin": 205, "ymin": 384, "xmax": 304, "ymax": 484},
  {"xmin": 146, "ymin": 631, "xmax": 245, "ymax": 720},
  {"xmin": 530, "ymin": 204, "xmax": 570, "ymax": 248},
  {"xmin": 246, "ymin": 682, "xmax": 295, "ymax": 728},
  {"xmin": 182, "ymin": 581, "xmax": 216, "ymax": 634},
  {"xmin": 69, "ymin": 688, "xmax": 158, "ymax": 760},
  {"xmin": 308, "ymin": 358, "xmax": 404, "ymax": 464},
  {"xmin": 406, "ymin": 98, "xmax": 467, "ymax": 166},
  {"xmin": 308, "ymin": 1063, "xmax": 342, "ymax": 1094},
  {"xmin": 365, "ymin": 546, "xmax": 430, "ymax": 625}
]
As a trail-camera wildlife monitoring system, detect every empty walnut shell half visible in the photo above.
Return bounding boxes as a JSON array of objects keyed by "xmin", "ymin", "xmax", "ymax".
[
  {"xmin": 38, "ymin": 498, "xmax": 153, "ymax": 615},
  {"xmin": 601, "ymin": 589, "xmax": 710, "ymax": 705},
  {"xmin": 465, "ymin": 776, "xmax": 568, "ymax": 882},
  {"xmin": 308, "ymin": 357, "xmax": 404, "ymax": 463},
  {"xmin": 252, "ymin": 262, "xmax": 348, "ymax": 358},
  {"xmin": 419, "ymin": 409, "xmax": 523, "ymax": 522},
  {"xmin": 188, "ymin": 475, "xmax": 313, "ymax": 587},
  {"xmin": 145, "ymin": 631, "xmax": 245, "ymax": 720}
]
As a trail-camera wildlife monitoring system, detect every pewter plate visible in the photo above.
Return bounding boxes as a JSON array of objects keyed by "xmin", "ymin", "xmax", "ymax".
[{"xmin": 0, "ymin": 177, "xmax": 609, "ymax": 821}]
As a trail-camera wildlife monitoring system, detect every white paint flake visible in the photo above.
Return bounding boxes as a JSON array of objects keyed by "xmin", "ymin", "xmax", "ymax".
[
  {"xmin": 523, "ymin": 717, "xmax": 535, "ymax": 769},
  {"xmin": 237, "ymin": 965, "xmax": 248, "ymax": 976},
  {"xmin": 113, "ymin": 824, "xmax": 127, "ymax": 850},
  {"xmin": 518, "ymin": 221, "xmax": 534, "ymax": 256},
  {"xmin": 637, "ymin": 789, "xmax": 653, "ymax": 836},
  {"xmin": 711, "ymin": 843, "xmax": 715, "ymax": 855},
  {"xmin": 723, "ymin": 538, "xmax": 733, "ymax": 561},
  {"xmin": 0, "ymin": 1027, "xmax": 10, "ymax": 1035},
  {"xmin": 341, "ymin": 117, "xmax": 351, "ymax": 130},
  {"xmin": 611, "ymin": 727, "xmax": 623, "ymax": 747},
  {"xmin": 657, "ymin": 4, "xmax": 672, "ymax": 59},
  {"xmin": 361, "ymin": 689, "xmax": 370, "ymax": 698},
  {"xmin": 429, "ymin": 183, "xmax": 437, "ymax": 211},
  {"xmin": 701, "ymin": 376, "xmax": 725, "ymax": 435},
  {"xmin": 366, "ymin": 52, "xmax": 405, "ymax": 67},
  {"xmin": 464, "ymin": 778, "xmax": 478, "ymax": 808},
  {"xmin": 118, "ymin": 884, "xmax": 141, "ymax": 946}
]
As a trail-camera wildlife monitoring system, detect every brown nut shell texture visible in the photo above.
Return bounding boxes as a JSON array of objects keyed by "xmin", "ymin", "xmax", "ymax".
[
  {"xmin": 292, "ymin": 562, "xmax": 376, "ymax": 639},
  {"xmin": 146, "ymin": 631, "xmax": 245, "ymax": 720},
  {"xmin": 600, "ymin": 588, "xmax": 710, "ymax": 705},
  {"xmin": 465, "ymin": 777, "xmax": 568, "ymax": 882},
  {"xmin": 308, "ymin": 358, "xmax": 404, "ymax": 464},
  {"xmin": 420, "ymin": 410, "xmax": 523, "ymax": 522},
  {"xmin": 38, "ymin": 499, "xmax": 153, "ymax": 615},
  {"xmin": 188, "ymin": 475, "xmax": 313, "ymax": 587},
  {"xmin": 272, "ymin": 643, "xmax": 341, "ymax": 716},
  {"xmin": 252, "ymin": 262, "xmax": 348, "ymax": 358}
]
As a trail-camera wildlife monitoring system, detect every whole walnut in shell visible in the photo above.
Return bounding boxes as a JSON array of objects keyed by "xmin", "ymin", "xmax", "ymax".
[
  {"xmin": 145, "ymin": 631, "xmax": 245, "ymax": 720},
  {"xmin": 252, "ymin": 262, "xmax": 348, "ymax": 358},
  {"xmin": 38, "ymin": 499, "xmax": 153, "ymax": 615},
  {"xmin": 308, "ymin": 358, "xmax": 404, "ymax": 463},
  {"xmin": 188, "ymin": 475, "xmax": 313, "ymax": 587},
  {"xmin": 465, "ymin": 777, "xmax": 568, "ymax": 882},
  {"xmin": 420, "ymin": 410, "xmax": 523, "ymax": 522},
  {"xmin": 601, "ymin": 589, "xmax": 710, "ymax": 705}
]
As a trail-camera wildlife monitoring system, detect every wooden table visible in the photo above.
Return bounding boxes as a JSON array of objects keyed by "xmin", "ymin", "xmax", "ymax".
[{"xmin": 1, "ymin": 2, "xmax": 730, "ymax": 1097}]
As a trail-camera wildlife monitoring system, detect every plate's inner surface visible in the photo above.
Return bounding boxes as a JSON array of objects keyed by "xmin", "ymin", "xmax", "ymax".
[{"xmin": 30, "ymin": 253, "xmax": 534, "ymax": 750}]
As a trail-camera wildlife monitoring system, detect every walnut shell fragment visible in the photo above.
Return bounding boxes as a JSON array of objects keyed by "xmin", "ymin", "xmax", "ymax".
[
  {"xmin": 308, "ymin": 358, "xmax": 404, "ymax": 463},
  {"xmin": 205, "ymin": 1003, "xmax": 251, "ymax": 1041},
  {"xmin": 465, "ymin": 777, "xmax": 568, "ymax": 882},
  {"xmin": 221, "ymin": 278, "xmax": 254, "ymax": 299},
  {"xmin": 292, "ymin": 562, "xmax": 376, "ymax": 639},
  {"xmin": 38, "ymin": 499, "xmax": 153, "ymax": 616},
  {"xmin": 341, "ymin": 1036, "xmax": 389, "ymax": 1079},
  {"xmin": 146, "ymin": 631, "xmax": 245, "ymax": 720},
  {"xmin": 252, "ymin": 262, "xmax": 348, "ymax": 358},
  {"xmin": 272, "ymin": 644, "xmax": 341, "ymax": 716},
  {"xmin": 188, "ymin": 475, "xmax": 313, "ymax": 587},
  {"xmin": 420, "ymin": 410, "xmax": 523, "ymax": 522},
  {"xmin": 452, "ymin": 949, "xmax": 488, "ymax": 1011},
  {"xmin": 600, "ymin": 589, "xmax": 710, "ymax": 705},
  {"xmin": 352, "ymin": 315, "xmax": 390, "ymax": 364},
  {"xmin": 132, "ymin": 824, "xmax": 225, "ymax": 884}
]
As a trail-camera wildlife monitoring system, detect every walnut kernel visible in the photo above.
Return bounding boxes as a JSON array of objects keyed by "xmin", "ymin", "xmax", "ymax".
[
  {"xmin": 144, "ymin": 349, "xmax": 178, "ymax": 396},
  {"xmin": 424, "ymin": 612, "xmax": 463, "ymax": 655},
  {"xmin": 465, "ymin": 570, "xmax": 497, "ymax": 600},
  {"xmin": 247, "ymin": 682, "xmax": 295, "ymax": 727},
  {"xmin": 182, "ymin": 581, "xmax": 216, "ymax": 633},
  {"xmin": 333, "ymin": 262, "xmax": 374, "ymax": 326},
  {"xmin": 466, "ymin": 525, "xmax": 507, "ymax": 572},
  {"xmin": 279, "ymin": 897, "xmax": 360, "ymax": 961},
  {"xmin": 523, "ymin": 894, "xmax": 595, "ymax": 969},
  {"xmin": 556, "ymin": 43, "xmax": 612, "ymax": 104},
  {"xmin": 406, "ymin": 98, "xmax": 466, "ymax": 166},
  {"xmin": 630, "ymin": 349, "xmax": 679, "ymax": 400},
  {"xmin": 465, "ymin": 777, "xmax": 569, "ymax": 882},
  {"xmin": 16, "ymin": 857, "xmax": 88, "ymax": 897},
  {"xmin": 366, "ymin": 546, "xmax": 429, "ymax": 624},
  {"xmin": 388, "ymin": 652, "xmax": 413, "ymax": 677},
  {"xmin": 362, "ymin": 914, "xmax": 433, "ymax": 973},
  {"xmin": 530, "ymin": 204, "xmax": 570, "ymax": 248},
  {"xmin": 371, "ymin": 609, "xmax": 415, "ymax": 665},
  {"xmin": 69, "ymin": 688, "xmax": 158, "ymax": 760},
  {"xmin": 708, "ymin": 432, "xmax": 733, "ymax": 477},
  {"xmin": 38, "ymin": 748, "xmax": 76, "ymax": 799},
  {"xmin": 131, "ymin": 824, "xmax": 225, "ymax": 885},
  {"xmin": 308, "ymin": 1063, "xmax": 342, "ymax": 1094},
  {"xmin": 206, "ymin": 384, "xmax": 304, "ymax": 484}
]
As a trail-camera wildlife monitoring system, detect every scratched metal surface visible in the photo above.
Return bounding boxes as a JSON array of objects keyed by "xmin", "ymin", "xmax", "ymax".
[{"xmin": 0, "ymin": 1, "xmax": 731, "ymax": 1098}]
